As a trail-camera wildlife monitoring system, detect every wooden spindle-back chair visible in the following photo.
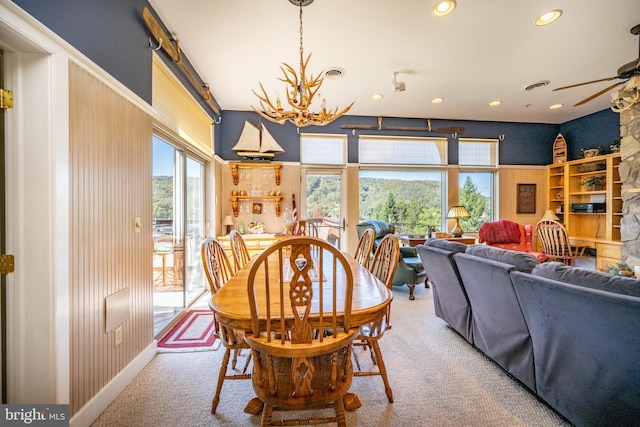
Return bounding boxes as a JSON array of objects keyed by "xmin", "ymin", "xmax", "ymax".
[
  {"xmin": 354, "ymin": 228, "xmax": 375, "ymax": 269},
  {"xmin": 229, "ymin": 229, "xmax": 251, "ymax": 272},
  {"xmin": 245, "ymin": 236, "xmax": 358, "ymax": 427},
  {"xmin": 536, "ymin": 219, "xmax": 585, "ymax": 266},
  {"xmin": 200, "ymin": 237, "xmax": 251, "ymax": 414},
  {"xmin": 353, "ymin": 233, "xmax": 399, "ymax": 403}
]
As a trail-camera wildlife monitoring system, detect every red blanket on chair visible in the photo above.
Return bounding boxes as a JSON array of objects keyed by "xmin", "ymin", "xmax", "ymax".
[{"xmin": 478, "ymin": 220, "xmax": 522, "ymax": 244}]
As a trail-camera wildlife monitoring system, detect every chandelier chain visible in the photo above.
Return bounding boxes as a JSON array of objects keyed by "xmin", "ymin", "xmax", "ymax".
[
  {"xmin": 298, "ymin": 1, "xmax": 304, "ymax": 94},
  {"xmin": 250, "ymin": 0, "xmax": 354, "ymax": 127}
]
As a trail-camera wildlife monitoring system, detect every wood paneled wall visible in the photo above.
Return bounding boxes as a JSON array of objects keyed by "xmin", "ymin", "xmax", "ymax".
[
  {"xmin": 219, "ymin": 162, "xmax": 300, "ymax": 235},
  {"xmin": 69, "ymin": 63, "xmax": 153, "ymax": 415},
  {"xmin": 498, "ymin": 166, "xmax": 548, "ymax": 225}
]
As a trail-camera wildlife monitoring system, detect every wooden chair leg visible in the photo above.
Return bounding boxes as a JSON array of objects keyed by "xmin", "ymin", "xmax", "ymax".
[
  {"xmin": 371, "ymin": 340, "xmax": 393, "ymax": 403},
  {"xmin": 335, "ymin": 397, "xmax": 347, "ymax": 427},
  {"xmin": 231, "ymin": 348, "xmax": 239, "ymax": 370},
  {"xmin": 261, "ymin": 403, "xmax": 273, "ymax": 427},
  {"xmin": 211, "ymin": 347, "xmax": 231, "ymax": 414}
]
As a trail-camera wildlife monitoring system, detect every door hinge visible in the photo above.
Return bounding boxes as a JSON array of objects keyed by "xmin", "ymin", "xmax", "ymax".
[
  {"xmin": 0, "ymin": 254, "xmax": 15, "ymax": 275},
  {"xmin": 0, "ymin": 89, "xmax": 14, "ymax": 109}
]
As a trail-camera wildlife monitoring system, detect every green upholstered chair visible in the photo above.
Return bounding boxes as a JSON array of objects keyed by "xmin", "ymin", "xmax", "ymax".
[{"xmin": 356, "ymin": 220, "xmax": 427, "ymax": 300}]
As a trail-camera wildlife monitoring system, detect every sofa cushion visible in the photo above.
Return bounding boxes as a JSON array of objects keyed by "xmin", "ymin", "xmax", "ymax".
[
  {"xmin": 424, "ymin": 238, "xmax": 467, "ymax": 254},
  {"xmin": 533, "ymin": 262, "xmax": 640, "ymax": 297},
  {"xmin": 464, "ymin": 244, "xmax": 539, "ymax": 272}
]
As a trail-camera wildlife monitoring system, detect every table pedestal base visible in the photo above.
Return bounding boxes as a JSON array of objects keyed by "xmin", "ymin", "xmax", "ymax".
[
  {"xmin": 344, "ymin": 392, "xmax": 362, "ymax": 411},
  {"xmin": 244, "ymin": 397, "xmax": 264, "ymax": 415},
  {"xmin": 243, "ymin": 393, "xmax": 361, "ymax": 415}
]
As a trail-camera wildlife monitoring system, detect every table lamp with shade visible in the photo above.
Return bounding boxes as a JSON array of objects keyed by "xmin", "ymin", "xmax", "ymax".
[
  {"xmin": 447, "ymin": 205, "xmax": 470, "ymax": 238},
  {"xmin": 540, "ymin": 209, "xmax": 560, "ymax": 222},
  {"xmin": 223, "ymin": 215, "xmax": 234, "ymax": 235}
]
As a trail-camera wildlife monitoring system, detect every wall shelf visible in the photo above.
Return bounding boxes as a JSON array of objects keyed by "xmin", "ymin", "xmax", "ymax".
[
  {"xmin": 230, "ymin": 195, "xmax": 283, "ymax": 217},
  {"xmin": 229, "ymin": 162, "xmax": 282, "ymax": 185}
]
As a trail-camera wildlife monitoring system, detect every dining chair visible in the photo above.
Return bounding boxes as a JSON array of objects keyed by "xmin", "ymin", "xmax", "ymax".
[
  {"xmin": 200, "ymin": 237, "xmax": 251, "ymax": 414},
  {"xmin": 354, "ymin": 228, "xmax": 375, "ymax": 269},
  {"xmin": 229, "ymin": 229, "xmax": 251, "ymax": 272},
  {"xmin": 536, "ymin": 219, "xmax": 585, "ymax": 265},
  {"xmin": 244, "ymin": 236, "xmax": 359, "ymax": 427},
  {"xmin": 293, "ymin": 219, "xmax": 319, "ymax": 238},
  {"xmin": 353, "ymin": 233, "xmax": 399, "ymax": 403}
]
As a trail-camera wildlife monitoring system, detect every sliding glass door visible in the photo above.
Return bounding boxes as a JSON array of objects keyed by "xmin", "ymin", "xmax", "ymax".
[
  {"xmin": 301, "ymin": 169, "xmax": 346, "ymax": 251},
  {"xmin": 152, "ymin": 135, "xmax": 205, "ymax": 336}
]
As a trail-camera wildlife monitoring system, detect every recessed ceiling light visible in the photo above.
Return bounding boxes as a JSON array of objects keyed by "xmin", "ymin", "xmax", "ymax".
[
  {"xmin": 370, "ymin": 94, "xmax": 383, "ymax": 101},
  {"xmin": 433, "ymin": 0, "xmax": 456, "ymax": 17},
  {"xmin": 535, "ymin": 9, "xmax": 562, "ymax": 26},
  {"xmin": 431, "ymin": 97, "xmax": 445, "ymax": 104},
  {"xmin": 549, "ymin": 103, "xmax": 564, "ymax": 110},
  {"xmin": 488, "ymin": 100, "xmax": 502, "ymax": 107}
]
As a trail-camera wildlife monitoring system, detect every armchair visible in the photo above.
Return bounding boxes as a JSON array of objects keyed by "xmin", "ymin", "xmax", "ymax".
[
  {"xmin": 356, "ymin": 220, "xmax": 427, "ymax": 300},
  {"xmin": 478, "ymin": 220, "xmax": 547, "ymax": 262}
]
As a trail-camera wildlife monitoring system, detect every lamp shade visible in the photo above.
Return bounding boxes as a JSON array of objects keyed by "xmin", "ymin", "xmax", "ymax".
[
  {"xmin": 447, "ymin": 205, "xmax": 470, "ymax": 219},
  {"xmin": 223, "ymin": 215, "xmax": 234, "ymax": 226},
  {"xmin": 540, "ymin": 209, "xmax": 560, "ymax": 221}
]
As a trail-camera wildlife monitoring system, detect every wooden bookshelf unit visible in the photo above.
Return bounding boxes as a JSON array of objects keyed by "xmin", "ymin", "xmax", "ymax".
[{"xmin": 547, "ymin": 153, "xmax": 621, "ymax": 271}]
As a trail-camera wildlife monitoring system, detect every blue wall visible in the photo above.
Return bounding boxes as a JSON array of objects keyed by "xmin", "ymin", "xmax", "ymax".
[
  {"xmin": 11, "ymin": 0, "xmax": 220, "ymax": 118},
  {"xmin": 221, "ymin": 111, "xmax": 567, "ymax": 165},
  {"xmin": 13, "ymin": 0, "xmax": 620, "ymax": 166},
  {"xmin": 559, "ymin": 109, "xmax": 620, "ymax": 159}
]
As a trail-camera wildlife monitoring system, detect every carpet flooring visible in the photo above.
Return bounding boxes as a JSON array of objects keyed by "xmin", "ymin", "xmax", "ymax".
[{"xmin": 91, "ymin": 284, "xmax": 571, "ymax": 426}]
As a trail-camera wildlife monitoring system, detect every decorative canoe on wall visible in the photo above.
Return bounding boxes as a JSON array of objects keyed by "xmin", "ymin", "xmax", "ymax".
[{"xmin": 553, "ymin": 134, "xmax": 567, "ymax": 163}]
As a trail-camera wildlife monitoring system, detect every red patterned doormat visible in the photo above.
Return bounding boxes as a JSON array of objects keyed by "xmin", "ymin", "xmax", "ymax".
[{"xmin": 158, "ymin": 310, "xmax": 217, "ymax": 350}]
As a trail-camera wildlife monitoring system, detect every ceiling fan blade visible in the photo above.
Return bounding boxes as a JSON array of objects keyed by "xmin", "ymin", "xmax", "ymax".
[
  {"xmin": 553, "ymin": 76, "xmax": 618, "ymax": 91},
  {"xmin": 573, "ymin": 81, "xmax": 627, "ymax": 106}
]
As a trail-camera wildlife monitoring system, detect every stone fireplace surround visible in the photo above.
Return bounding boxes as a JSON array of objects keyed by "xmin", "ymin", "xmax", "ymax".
[{"xmin": 618, "ymin": 81, "xmax": 640, "ymax": 267}]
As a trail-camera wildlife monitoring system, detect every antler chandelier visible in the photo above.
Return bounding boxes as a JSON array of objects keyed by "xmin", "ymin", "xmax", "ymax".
[{"xmin": 252, "ymin": 0, "xmax": 354, "ymax": 127}]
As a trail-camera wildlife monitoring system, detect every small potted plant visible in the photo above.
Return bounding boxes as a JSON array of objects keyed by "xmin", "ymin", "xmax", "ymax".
[{"xmin": 580, "ymin": 175, "xmax": 605, "ymax": 191}]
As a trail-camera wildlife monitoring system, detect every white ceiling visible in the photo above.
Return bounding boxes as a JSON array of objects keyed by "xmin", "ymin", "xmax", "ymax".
[{"xmin": 148, "ymin": 0, "xmax": 640, "ymax": 124}]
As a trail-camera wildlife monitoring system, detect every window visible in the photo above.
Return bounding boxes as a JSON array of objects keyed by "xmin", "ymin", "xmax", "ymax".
[
  {"xmin": 458, "ymin": 138, "xmax": 498, "ymax": 232},
  {"xmin": 300, "ymin": 134, "xmax": 347, "ymax": 165},
  {"xmin": 359, "ymin": 136, "xmax": 447, "ymax": 165},
  {"xmin": 458, "ymin": 138, "xmax": 498, "ymax": 167},
  {"xmin": 152, "ymin": 133, "xmax": 205, "ymax": 336},
  {"xmin": 300, "ymin": 134, "xmax": 347, "ymax": 249},
  {"xmin": 359, "ymin": 169, "xmax": 445, "ymax": 234},
  {"xmin": 358, "ymin": 136, "xmax": 447, "ymax": 234},
  {"xmin": 459, "ymin": 172, "xmax": 494, "ymax": 232}
]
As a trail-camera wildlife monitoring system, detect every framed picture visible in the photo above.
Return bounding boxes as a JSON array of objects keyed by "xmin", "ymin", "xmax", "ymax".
[
  {"xmin": 517, "ymin": 184, "xmax": 536, "ymax": 214},
  {"xmin": 252, "ymin": 203, "xmax": 263, "ymax": 214}
]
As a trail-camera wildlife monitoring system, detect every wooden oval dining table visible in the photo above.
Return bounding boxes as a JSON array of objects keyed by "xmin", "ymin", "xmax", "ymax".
[{"xmin": 209, "ymin": 245, "xmax": 393, "ymax": 413}]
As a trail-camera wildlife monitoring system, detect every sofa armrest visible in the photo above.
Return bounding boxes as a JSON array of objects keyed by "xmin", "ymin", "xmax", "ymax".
[{"xmin": 523, "ymin": 224, "xmax": 534, "ymax": 253}]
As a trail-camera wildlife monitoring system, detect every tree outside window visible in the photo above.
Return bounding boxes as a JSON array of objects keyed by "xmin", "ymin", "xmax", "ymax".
[{"xmin": 459, "ymin": 173, "xmax": 493, "ymax": 232}]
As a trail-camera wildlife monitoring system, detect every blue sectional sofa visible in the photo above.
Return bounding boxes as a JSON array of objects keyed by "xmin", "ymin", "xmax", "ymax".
[
  {"xmin": 454, "ymin": 245, "xmax": 539, "ymax": 392},
  {"xmin": 415, "ymin": 239, "xmax": 471, "ymax": 343},
  {"xmin": 511, "ymin": 263, "xmax": 640, "ymax": 427},
  {"xmin": 417, "ymin": 241, "xmax": 640, "ymax": 426}
]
